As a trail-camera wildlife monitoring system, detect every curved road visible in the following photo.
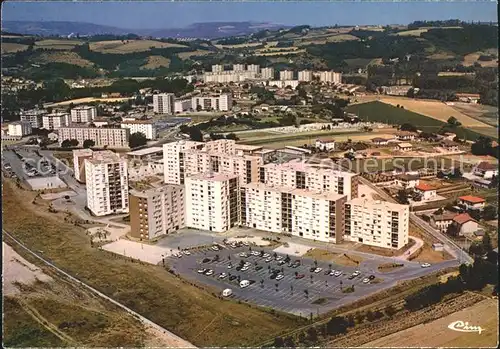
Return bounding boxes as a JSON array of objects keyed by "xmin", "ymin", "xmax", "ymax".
[{"xmin": 3, "ymin": 230, "xmax": 195, "ymax": 348}]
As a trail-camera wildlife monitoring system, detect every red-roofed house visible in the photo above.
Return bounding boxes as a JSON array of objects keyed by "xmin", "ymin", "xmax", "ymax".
[
  {"xmin": 458, "ymin": 196, "xmax": 486, "ymax": 211},
  {"xmin": 414, "ymin": 182, "xmax": 437, "ymax": 200},
  {"xmin": 473, "ymin": 161, "xmax": 498, "ymax": 179},
  {"xmin": 315, "ymin": 138, "xmax": 336, "ymax": 151},
  {"xmin": 452, "ymin": 213, "xmax": 479, "ymax": 236}
]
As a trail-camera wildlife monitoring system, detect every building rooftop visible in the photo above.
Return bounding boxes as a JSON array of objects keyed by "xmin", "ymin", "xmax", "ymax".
[
  {"xmin": 126, "ymin": 147, "xmax": 163, "ymax": 157},
  {"xmin": 348, "ymin": 197, "xmax": 408, "ymax": 210},
  {"xmin": 234, "ymin": 144, "xmax": 263, "ymax": 152},
  {"xmin": 73, "ymin": 149, "xmax": 94, "ymax": 157},
  {"xmin": 72, "ymin": 105, "xmax": 95, "ymax": 110},
  {"xmin": 188, "ymin": 172, "xmax": 238, "ymax": 182},
  {"xmin": 399, "ymin": 174, "xmax": 420, "ymax": 181},
  {"xmin": 243, "ymin": 182, "xmax": 346, "ymax": 201},
  {"xmin": 475, "ymin": 161, "xmax": 497, "ymax": 171},
  {"xmin": 86, "ymin": 150, "xmax": 123, "ymax": 164},
  {"xmin": 453, "ymin": 213, "xmax": 476, "ymax": 225},
  {"xmin": 316, "ymin": 138, "xmax": 336, "ymax": 143},
  {"xmin": 130, "ymin": 184, "xmax": 183, "ymax": 198},
  {"xmin": 432, "ymin": 212, "xmax": 457, "ymax": 221},
  {"xmin": 371, "ymin": 137, "xmax": 391, "ymax": 142},
  {"xmin": 397, "ymin": 142, "xmax": 413, "ymax": 148},
  {"xmin": 121, "ymin": 120, "xmax": 154, "ymax": 125},
  {"xmin": 415, "ymin": 182, "xmax": 436, "ymax": 191},
  {"xmin": 458, "ymin": 195, "xmax": 485, "ymax": 203}
]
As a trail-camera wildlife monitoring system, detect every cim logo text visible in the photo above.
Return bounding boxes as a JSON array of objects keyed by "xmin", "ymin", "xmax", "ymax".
[{"xmin": 448, "ymin": 320, "xmax": 485, "ymax": 334}]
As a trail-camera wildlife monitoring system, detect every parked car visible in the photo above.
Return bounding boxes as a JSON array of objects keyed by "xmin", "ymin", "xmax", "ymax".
[
  {"xmin": 227, "ymin": 264, "xmax": 233, "ymax": 269},
  {"xmin": 229, "ymin": 275, "xmax": 237, "ymax": 281},
  {"xmin": 277, "ymin": 260, "xmax": 286, "ymax": 265},
  {"xmin": 197, "ymin": 268, "xmax": 207, "ymax": 274},
  {"xmin": 211, "ymin": 246, "xmax": 220, "ymax": 251},
  {"xmin": 222, "ymin": 288, "xmax": 232, "ymax": 297},
  {"xmin": 325, "ymin": 270, "xmax": 332, "ymax": 275},
  {"xmin": 263, "ymin": 253, "xmax": 270, "ymax": 258},
  {"xmin": 270, "ymin": 273, "xmax": 278, "ymax": 279},
  {"xmin": 219, "ymin": 273, "xmax": 227, "ymax": 279},
  {"xmin": 275, "ymin": 256, "xmax": 283, "ymax": 261},
  {"xmin": 276, "ymin": 274, "xmax": 284, "ymax": 281},
  {"xmin": 241, "ymin": 266, "xmax": 249, "ymax": 272},
  {"xmin": 239, "ymin": 252, "xmax": 248, "ymax": 258},
  {"xmin": 334, "ymin": 271, "xmax": 342, "ymax": 277},
  {"xmin": 368, "ymin": 275, "xmax": 375, "ymax": 280},
  {"xmin": 255, "ymin": 266, "xmax": 263, "ymax": 271},
  {"xmin": 329, "ymin": 270, "xmax": 336, "ymax": 276},
  {"xmin": 309, "ymin": 267, "xmax": 316, "ymax": 272},
  {"xmin": 182, "ymin": 250, "xmax": 191, "ymax": 255},
  {"xmin": 362, "ymin": 278, "xmax": 370, "ymax": 284},
  {"xmin": 352, "ymin": 270, "xmax": 360, "ymax": 277},
  {"xmin": 314, "ymin": 268, "xmax": 323, "ymax": 273},
  {"xmin": 348, "ymin": 275, "xmax": 355, "ymax": 280},
  {"xmin": 240, "ymin": 280, "xmax": 250, "ymax": 288},
  {"xmin": 295, "ymin": 274, "xmax": 305, "ymax": 279},
  {"xmin": 265, "ymin": 257, "xmax": 273, "ymax": 263},
  {"xmin": 421, "ymin": 263, "xmax": 431, "ymax": 268},
  {"xmin": 205, "ymin": 269, "xmax": 214, "ymax": 276},
  {"xmin": 242, "ymin": 241, "xmax": 249, "ymax": 246}
]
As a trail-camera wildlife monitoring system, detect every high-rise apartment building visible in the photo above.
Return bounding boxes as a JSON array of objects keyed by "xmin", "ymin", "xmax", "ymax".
[
  {"xmin": 58, "ymin": 126, "xmax": 130, "ymax": 148},
  {"xmin": 344, "ymin": 198, "xmax": 409, "ymax": 249},
  {"xmin": 153, "ymin": 93, "xmax": 175, "ymax": 114},
  {"xmin": 174, "ymin": 99, "xmax": 192, "ymax": 113},
  {"xmin": 261, "ymin": 67, "xmax": 274, "ymax": 80},
  {"xmin": 242, "ymin": 183, "xmax": 347, "ymax": 243},
  {"xmin": 212, "ymin": 64, "xmax": 224, "ymax": 73},
  {"xmin": 70, "ymin": 106, "xmax": 97, "ymax": 123},
  {"xmin": 85, "ymin": 151, "xmax": 129, "ymax": 216},
  {"xmin": 247, "ymin": 64, "xmax": 260, "ymax": 73},
  {"xmin": 233, "ymin": 64, "xmax": 246, "ymax": 72},
  {"xmin": 163, "ymin": 140, "xmax": 205, "ymax": 184},
  {"xmin": 20, "ymin": 109, "xmax": 46, "ymax": 128},
  {"xmin": 319, "ymin": 71, "xmax": 342, "ymax": 84},
  {"xmin": 259, "ymin": 160, "xmax": 359, "ymax": 199},
  {"xmin": 129, "ymin": 184, "xmax": 185, "ymax": 240},
  {"xmin": 120, "ymin": 120, "xmax": 157, "ymax": 140},
  {"xmin": 8, "ymin": 121, "xmax": 32, "ymax": 137},
  {"xmin": 185, "ymin": 173, "xmax": 239, "ymax": 232},
  {"xmin": 280, "ymin": 70, "xmax": 294, "ymax": 81},
  {"xmin": 42, "ymin": 112, "xmax": 69, "ymax": 130},
  {"xmin": 73, "ymin": 148, "xmax": 94, "ymax": 183},
  {"xmin": 298, "ymin": 70, "xmax": 313, "ymax": 82}
]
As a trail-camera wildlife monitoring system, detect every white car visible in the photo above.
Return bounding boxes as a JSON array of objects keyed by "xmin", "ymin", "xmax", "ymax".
[
  {"xmin": 276, "ymin": 274, "xmax": 284, "ymax": 281},
  {"xmin": 197, "ymin": 268, "xmax": 207, "ymax": 274},
  {"xmin": 219, "ymin": 273, "xmax": 227, "ymax": 279},
  {"xmin": 362, "ymin": 278, "xmax": 370, "ymax": 284},
  {"xmin": 241, "ymin": 266, "xmax": 249, "ymax": 272},
  {"xmin": 243, "ymin": 262, "xmax": 251, "ymax": 267},
  {"xmin": 334, "ymin": 271, "xmax": 342, "ymax": 277},
  {"xmin": 265, "ymin": 257, "xmax": 273, "ymax": 263},
  {"xmin": 205, "ymin": 269, "xmax": 214, "ymax": 276},
  {"xmin": 239, "ymin": 252, "xmax": 248, "ymax": 258},
  {"xmin": 275, "ymin": 256, "xmax": 283, "ymax": 261},
  {"xmin": 314, "ymin": 267, "xmax": 323, "ymax": 273},
  {"xmin": 211, "ymin": 246, "xmax": 220, "ymax": 251},
  {"xmin": 329, "ymin": 270, "xmax": 336, "ymax": 276},
  {"xmin": 421, "ymin": 263, "xmax": 431, "ymax": 268},
  {"xmin": 263, "ymin": 253, "xmax": 270, "ymax": 258},
  {"xmin": 242, "ymin": 241, "xmax": 249, "ymax": 246},
  {"xmin": 176, "ymin": 253, "xmax": 182, "ymax": 258},
  {"xmin": 182, "ymin": 250, "xmax": 191, "ymax": 255},
  {"xmin": 251, "ymin": 251, "xmax": 260, "ymax": 256},
  {"xmin": 352, "ymin": 270, "xmax": 361, "ymax": 276},
  {"xmin": 227, "ymin": 264, "xmax": 233, "ymax": 269}
]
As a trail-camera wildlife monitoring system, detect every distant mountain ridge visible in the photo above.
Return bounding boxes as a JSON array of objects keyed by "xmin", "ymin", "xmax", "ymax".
[{"xmin": 1, "ymin": 20, "xmax": 289, "ymax": 38}]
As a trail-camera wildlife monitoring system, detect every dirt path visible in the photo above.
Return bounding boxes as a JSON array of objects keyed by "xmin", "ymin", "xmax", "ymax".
[{"xmin": 395, "ymin": 236, "xmax": 424, "ymax": 260}]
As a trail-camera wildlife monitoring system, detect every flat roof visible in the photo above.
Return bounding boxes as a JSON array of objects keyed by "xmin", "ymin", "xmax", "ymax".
[
  {"xmin": 86, "ymin": 150, "xmax": 123, "ymax": 164},
  {"xmin": 348, "ymin": 197, "xmax": 408, "ymax": 210},
  {"xmin": 188, "ymin": 172, "xmax": 238, "ymax": 182},
  {"xmin": 235, "ymin": 144, "xmax": 263, "ymax": 151},
  {"xmin": 243, "ymin": 182, "xmax": 346, "ymax": 201},
  {"xmin": 127, "ymin": 147, "xmax": 163, "ymax": 157},
  {"xmin": 130, "ymin": 184, "xmax": 183, "ymax": 198}
]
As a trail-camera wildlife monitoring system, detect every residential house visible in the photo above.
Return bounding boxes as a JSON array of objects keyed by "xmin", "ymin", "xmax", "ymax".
[
  {"xmin": 371, "ymin": 137, "xmax": 391, "ymax": 146},
  {"xmin": 396, "ymin": 131, "xmax": 416, "ymax": 141},
  {"xmin": 458, "ymin": 195, "xmax": 486, "ymax": 211},
  {"xmin": 315, "ymin": 138, "xmax": 336, "ymax": 151},
  {"xmin": 440, "ymin": 140, "xmax": 460, "ymax": 152},
  {"xmin": 455, "ymin": 93, "xmax": 481, "ymax": 104},
  {"xmin": 395, "ymin": 143, "xmax": 413, "ymax": 152},
  {"xmin": 452, "ymin": 213, "xmax": 479, "ymax": 236},
  {"xmin": 430, "ymin": 211, "xmax": 456, "ymax": 232},
  {"xmin": 396, "ymin": 174, "xmax": 420, "ymax": 188},
  {"xmin": 414, "ymin": 182, "xmax": 437, "ymax": 201},
  {"xmin": 473, "ymin": 161, "xmax": 498, "ymax": 179}
]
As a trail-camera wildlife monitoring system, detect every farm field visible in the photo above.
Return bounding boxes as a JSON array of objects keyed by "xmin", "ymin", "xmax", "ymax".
[
  {"xmin": 177, "ymin": 50, "xmax": 214, "ymax": 60},
  {"xmin": 363, "ymin": 298, "xmax": 498, "ymax": 348},
  {"xmin": 427, "ymin": 52, "xmax": 456, "ymax": 60},
  {"xmin": 46, "ymin": 97, "xmax": 134, "ymax": 107},
  {"xmin": 255, "ymin": 49, "xmax": 306, "ymax": 57},
  {"xmin": 214, "ymin": 42, "xmax": 262, "ymax": 49},
  {"xmin": 346, "ymin": 101, "xmax": 487, "ymax": 140},
  {"xmin": 449, "ymin": 102, "xmax": 498, "ymax": 127},
  {"xmin": 36, "ymin": 51, "xmax": 94, "ymax": 67},
  {"xmin": 1, "ymin": 42, "xmax": 28, "ymax": 53},
  {"xmin": 141, "ymin": 55, "xmax": 170, "ymax": 69},
  {"xmin": 296, "ymin": 34, "xmax": 360, "ymax": 46},
  {"xmin": 89, "ymin": 40, "xmax": 187, "ymax": 53},
  {"xmin": 463, "ymin": 51, "xmax": 498, "ymax": 68},
  {"xmin": 34, "ymin": 39, "xmax": 84, "ymax": 50}
]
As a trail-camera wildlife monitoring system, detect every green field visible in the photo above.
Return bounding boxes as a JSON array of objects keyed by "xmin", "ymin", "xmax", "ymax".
[
  {"xmin": 240, "ymin": 130, "xmax": 362, "ymax": 146},
  {"xmin": 346, "ymin": 101, "xmax": 484, "ymax": 141}
]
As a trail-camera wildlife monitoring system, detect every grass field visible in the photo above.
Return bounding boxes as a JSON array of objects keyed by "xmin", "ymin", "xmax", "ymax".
[
  {"xmin": 214, "ymin": 42, "xmax": 263, "ymax": 49},
  {"xmin": 463, "ymin": 51, "xmax": 498, "ymax": 68},
  {"xmin": 89, "ymin": 40, "xmax": 187, "ymax": 53},
  {"xmin": 450, "ymin": 102, "xmax": 499, "ymax": 127},
  {"xmin": 177, "ymin": 50, "xmax": 214, "ymax": 60},
  {"xmin": 344, "ymin": 58, "xmax": 375, "ymax": 68},
  {"xmin": 427, "ymin": 52, "xmax": 457, "ymax": 60},
  {"xmin": 1, "ymin": 42, "xmax": 29, "ymax": 53},
  {"xmin": 2, "ymin": 179, "xmax": 303, "ymax": 347},
  {"xmin": 46, "ymin": 97, "xmax": 134, "ymax": 107},
  {"xmin": 36, "ymin": 51, "xmax": 94, "ymax": 67},
  {"xmin": 296, "ymin": 34, "xmax": 360, "ymax": 46},
  {"xmin": 346, "ymin": 101, "xmax": 488, "ymax": 140},
  {"xmin": 34, "ymin": 39, "xmax": 84, "ymax": 50},
  {"xmin": 141, "ymin": 55, "xmax": 170, "ymax": 69}
]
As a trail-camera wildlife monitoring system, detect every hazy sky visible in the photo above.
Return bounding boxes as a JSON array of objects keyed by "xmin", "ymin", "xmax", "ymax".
[{"xmin": 2, "ymin": 1, "xmax": 498, "ymax": 29}]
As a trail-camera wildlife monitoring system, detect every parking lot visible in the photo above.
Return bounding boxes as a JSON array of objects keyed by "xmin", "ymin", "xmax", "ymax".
[{"xmin": 166, "ymin": 242, "xmax": 431, "ymax": 317}]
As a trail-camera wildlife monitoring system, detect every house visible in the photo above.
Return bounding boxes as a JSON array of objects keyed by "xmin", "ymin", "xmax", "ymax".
[
  {"xmin": 473, "ymin": 161, "xmax": 498, "ymax": 179},
  {"xmin": 414, "ymin": 182, "xmax": 437, "ymax": 200},
  {"xmin": 455, "ymin": 93, "xmax": 481, "ymax": 104},
  {"xmin": 315, "ymin": 138, "xmax": 336, "ymax": 151},
  {"xmin": 430, "ymin": 211, "xmax": 456, "ymax": 232},
  {"xmin": 452, "ymin": 213, "xmax": 479, "ymax": 236},
  {"xmin": 458, "ymin": 195, "xmax": 486, "ymax": 210},
  {"xmin": 371, "ymin": 137, "xmax": 391, "ymax": 146},
  {"xmin": 396, "ymin": 131, "xmax": 416, "ymax": 141},
  {"xmin": 396, "ymin": 174, "xmax": 420, "ymax": 188},
  {"xmin": 440, "ymin": 140, "xmax": 459, "ymax": 152},
  {"xmin": 395, "ymin": 142, "xmax": 413, "ymax": 152}
]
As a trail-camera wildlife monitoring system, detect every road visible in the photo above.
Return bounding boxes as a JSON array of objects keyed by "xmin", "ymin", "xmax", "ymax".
[{"xmin": 3, "ymin": 230, "xmax": 195, "ymax": 348}]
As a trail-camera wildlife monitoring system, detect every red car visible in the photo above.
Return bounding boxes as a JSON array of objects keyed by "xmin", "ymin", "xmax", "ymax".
[{"xmin": 295, "ymin": 274, "xmax": 305, "ymax": 279}]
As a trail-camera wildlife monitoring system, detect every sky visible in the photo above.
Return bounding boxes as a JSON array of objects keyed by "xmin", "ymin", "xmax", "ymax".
[{"xmin": 2, "ymin": 1, "xmax": 498, "ymax": 29}]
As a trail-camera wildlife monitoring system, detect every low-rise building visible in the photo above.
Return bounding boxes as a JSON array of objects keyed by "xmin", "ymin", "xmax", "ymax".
[
  {"xmin": 174, "ymin": 99, "xmax": 192, "ymax": 113},
  {"xmin": 121, "ymin": 120, "xmax": 157, "ymax": 140},
  {"xmin": 452, "ymin": 213, "xmax": 479, "ymax": 236},
  {"xmin": 430, "ymin": 211, "xmax": 456, "ymax": 232},
  {"xmin": 395, "ymin": 131, "xmax": 416, "ymax": 141},
  {"xmin": 458, "ymin": 195, "xmax": 486, "ymax": 210},
  {"xmin": 129, "ymin": 184, "xmax": 185, "ymax": 240},
  {"xmin": 414, "ymin": 182, "xmax": 437, "ymax": 201},
  {"xmin": 473, "ymin": 161, "xmax": 498, "ymax": 179},
  {"xmin": 440, "ymin": 140, "xmax": 460, "ymax": 152},
  {"xmin": 8, "ymin": 121, "xmax": 32, "ymax": 138},
  {"xmin": 371, "ymin": 137, "xmax": 391, "ymax": 146},
  {"xmin": 395, "ymin": 142, "xmax": 413, "ymax": 152},
  {"xmin": 58, "ymin": 126, "xmax": 130, "ymax": 148},
  {"xmin": 315, "ymin": 138, "xmax": 336, "ymax": 151}
]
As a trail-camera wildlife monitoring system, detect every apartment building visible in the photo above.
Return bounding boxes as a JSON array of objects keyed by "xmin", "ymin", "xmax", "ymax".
[
  {"xmin": 212, "ymin": 64, "xmax": 224, "ymax": 73},
  {"xmin": 174, "ymin": 99, "xmax": 192, "ymax": 113},
  {"xmin": 85, "ymin": 151, "xmax": 129, "ymax": 216},
  {"xmin": 261, "ymin": 67, "xmax": 274, "ymax": 80},
  {"xmin": 42, "ymin": 112, "xmax": 69, "ymax": 130},
  {"xmin": 70, "ymin": 106, "xmax": 97, "ymax": 123},
  {"xmin": 259, "ymin": 160, "xmax": 359, "ymax": 199},
  {"xmin": 120, "ymin": 120, "xmax": 157, "ymax": 140},
  {"xmin": 247, "ymin": 64, "xmax": 260, "ymax": 73},
  {"xmin": 280, "ymin": 70, "xmax": 294, "ymax": 81},
  {"xmin": 8, "ymin": 121, "xmax": 32, "ymax": 137},
  {"xmin": 20, "ymin": 109, "xmax": 46, "ymax": 128},
  {"xmin": 191, "ymin": 93, "xmax": 233, "ymax": 111},
  {"xmin": 233, "ymin": 64, "xmax": 246, "ymax": 72},
  {"xmin": 58, "ymin": 126, "xmax": 130, "ymax": 148},
  {"xmin": 129, "ymin": 184, "xmax": 185, "ymax": 240},
  {"xmin": 298, "ymin": 70, "xmax": 313, "ymax": 82},
  {"xmin": 163, "ymin": 140, "xmax": 205, "ymax": 184},
  {"xmin": 242, "ymin": 183, "xmax": 347, "ymax": 243},
  {"xmin": 153, "ymin": 93, "xmax": 175, "ymax": 114},
  {"xmin": 73, "ymin": 148, "xmax": 94, "ymax": 183},
  {"xmin": 344, "ymin": 198, "xmax": 409, "ymax": 249},
  {"xmin": 319, "ymin": 71, "xmax": 342, "ymax": 84},
  {"xmin": 185, "ymin": 173, "xmax": 239, "ymax": 232}
]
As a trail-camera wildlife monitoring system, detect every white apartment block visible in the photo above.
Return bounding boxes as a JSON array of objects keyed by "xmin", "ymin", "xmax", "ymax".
[
  {"xmin": 242, "ymin": 183, "xmax": 347, "ymax": 243},
  {"xmin": 247, "ymin": 64, "xmax": 260, "ymax": 73},
  {"xmin": 212, "ymin": 64, "xmax": 224, "ymax": 73},
  {"xmin": 129, "ymin": 184, "xmax": 185, "ymax": 240},
  {"xmin": 121, "ymin": 120, "xmax": 157, "ymax": 140},
  {"xmin": 191, "ymin": 93, "xmax": 233, "ymax": 111},
  {"xmin": 261, "ymin": 67, "xmax": 274, "ymax": 80},
  {"xmin": 84, "ymin": 151, "xmax": 129, "ymax": 216},
  {"xmin": 268, "ymin": 80, "xmax": 300, "ymax": 89},
  {"xmin": 280, "ymin": 70, "xmax": 294, "ymax": 81},
  {"xmin": 319, "ymin": 71, "xmax": 342, "ymax": 84},
  {"xmin": 163, "ymin": 140, "xmax": 205, "ymax": 184},
  {"xmin": 73, "ymin": 148, "xmax": 94, "ymax": 183},
  {"xmin": 153, "ymin": 93, "xmax": 175, "ymax": 114},
  {"xmin": 70, "ymin": 106, "xmax": 97, "ymax": 123},
  {"xmin": 8, "ymin": 121, "xmax": 32, "ymax": 137},
  {"xmin": 259, "ymin": 160, "xmax": 359, "ymax": 199},
  {"xmin": 344, "ymin": 198, "xmax": 409, "ymax": 249},
  {"xmin": 298, "ymin": 70, "xmax": 313, "ymax": 82},
  {"xmin": 58, "ymin": 127, "xmax": 130, "ymax": 148},
  {"xmin": 20, "ymin": 109, "xmax": 46, "ymax": 128},
  {"xmin": 233, "ymin": 64, "xmax": 246, "ymax": 72},
  {"xmin": 185, "ymin": 173, "xmax": 239, "ymax": 232},
  {"xmin": 174, "ymin": 99, "xmax": 192, "ymax": 113},
  {"xmin": 42, "ymin": 112, "xmax": 69, "ymax": 130}
]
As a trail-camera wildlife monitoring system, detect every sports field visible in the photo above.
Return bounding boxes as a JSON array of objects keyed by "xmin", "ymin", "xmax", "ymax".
[{"xmin": 89, "ymin": 40, "xmax": 187, "ymax": 53}]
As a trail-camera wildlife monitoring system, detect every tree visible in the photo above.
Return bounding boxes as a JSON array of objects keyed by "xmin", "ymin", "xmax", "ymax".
[
  {"xmin": 447, "ymin": 116, "xmax": 462, "ymax": 127},
  {"xmin": 384, "ymin": 305, "xmax": 397, "ymax": 317},
  {"xmin": 400, "ymin": 123, "xmax": 417, "ymax": 132},
  {"xmin": 61, "ymin": 139, "xmax": 72, "ymax": 148},
  {"xmin": 482, "ymin": 232, "xmax": 493, "ymax": 253},
  {"xmin": 446, "ymin": 223, "xmax": 460, "ymax": 237},
  {"xmin": 283, "ymin": 336, "xmax": 295, "ymax": 348},
  {"xmin": 83, "ymin": 139, "xmax": 95, "ymax": 148},
  {"xmin": 273, "ymin": 337, "xmax": 285, "ymax": 347},
  {"xmin": 326, "ymin": 316, "xmax": 349, "ymax": 335},
  {"xmin": 69, "ymin": 139, "xmax": 79, "ymax": 147},
  {"xmin": 396, "ymin": 189, "xmax": 410, "ymax": 204},
  {"xmin": 188, "ymin": 126, "xmax": 203, "ymax": 142},
  {"xmin": 471, "ymin": 136, "xmax": 494, "ymax": 156},
  {"xmin": 129, "ymin": 132, "xmax": 147, "ymax": 148},
  {"xmin": 365, "ymin": 310, "xmax": 376, "ymax": 322},
  {"xmin": 482, "ymin": 206, "xmax": 498, "ymax": 220},
  {"xmin": 306, "ymin": 327, "xmax": 318, "ymax": 342},
  {"xmin": 226, "ymin": 133, "xmax": 239, "ymax": 140}
]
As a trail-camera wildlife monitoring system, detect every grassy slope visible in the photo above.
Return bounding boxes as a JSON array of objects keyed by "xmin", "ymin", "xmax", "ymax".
[
  {"xmin": 346, "ymin": 101, "xmax": 484, "ymax": 141},
  {"xmin": 1, "ymin": 179, "xmax": 302, "ymax": 347}
]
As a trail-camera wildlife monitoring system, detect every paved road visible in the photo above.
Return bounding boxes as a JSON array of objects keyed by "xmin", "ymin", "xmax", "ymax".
[{"xmin": 3, "ymin": 230, "xmax": 195, "ymax": 348}]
